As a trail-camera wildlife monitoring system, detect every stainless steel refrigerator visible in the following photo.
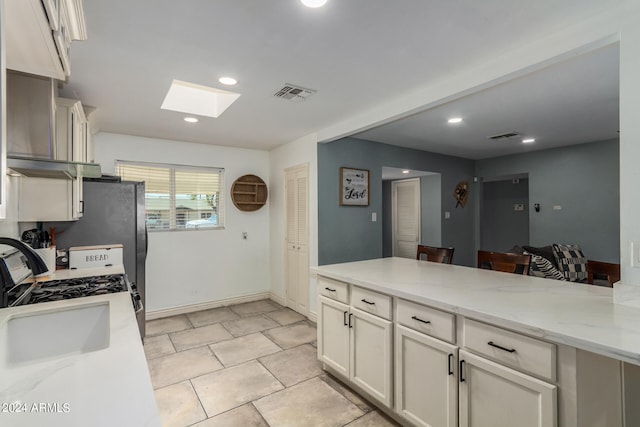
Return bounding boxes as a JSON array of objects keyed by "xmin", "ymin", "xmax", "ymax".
[{"xmin": 45, "ymin": 177, "xmax": 147, "ymax": 338}]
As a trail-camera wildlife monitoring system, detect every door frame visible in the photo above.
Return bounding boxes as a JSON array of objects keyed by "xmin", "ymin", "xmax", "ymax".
[{"xmin": 392, "ymin": 178, "xmax": 421, "ymax": 257}]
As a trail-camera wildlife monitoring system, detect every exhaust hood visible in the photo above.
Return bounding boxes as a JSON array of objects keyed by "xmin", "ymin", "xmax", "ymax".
[{"xmin": 7, "ymin": 156, "xmax": 102, "ymax": 180}]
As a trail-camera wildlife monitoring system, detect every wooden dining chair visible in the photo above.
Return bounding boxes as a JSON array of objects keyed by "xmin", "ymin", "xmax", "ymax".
[
  {"xmin": 416, "ymin": 245, "xmax": 455, "ymax": 264},
  {"xmin": 587, "ymin": 260, "xmax": 620, "ymax": 287},
  {"xmin": 477, "ymin": 250, "xmax": 531, "ymax": 275}
]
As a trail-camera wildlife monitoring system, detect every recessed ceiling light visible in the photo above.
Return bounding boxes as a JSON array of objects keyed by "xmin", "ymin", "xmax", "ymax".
[
  {"xmin": 161, "ymin": 79, "xmax": 241, "ymax": 118},
  {"xmin": 448, "ymin": 117, "xmax": 463, "ymax": 124},
  {"xmin": 300, "ymin": 0, "xmax": 328, "ymax": 8},
  {"xmin": 522, "ymin": 138, "xmax": 535, "ymax": 143},
  {"xmin": 402, "ymin": 170, "xmax": 410, "ymax": 174},
  {"xmin": 218, "ymin": 77, "xmax": 237, "ymax": 86},
  {"xmin": 184, "ymin": 117, "xmax": 198, "ymax": 123}
]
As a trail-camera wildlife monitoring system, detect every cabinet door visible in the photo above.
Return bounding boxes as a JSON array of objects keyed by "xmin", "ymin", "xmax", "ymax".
[
  {"xmin": 459, "ymin": 350, "xmax": 557, "ymax": 427},
  {"xmin": 395, "ymin": 324, "xmax": 458, "ymax": 427},
  {"xmin": 350, "ymin": 307, "xmax": 393, "ymax": 407},
  {"xmin": 318, "ymin": 296, "xmax": 349, "ymax": 377}
]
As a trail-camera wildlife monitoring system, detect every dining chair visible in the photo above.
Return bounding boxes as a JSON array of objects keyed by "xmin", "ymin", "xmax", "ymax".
[
  {"xmin": 587, "ymin": 260, "xmax": 620, "ymax": 287},
  {"xmin": 416, "ymin": 245, "xmax": 455, "ymax": 264},
  {"xmin": 477, "ymin": 250, "xmax": 531, "ymax": 275}
]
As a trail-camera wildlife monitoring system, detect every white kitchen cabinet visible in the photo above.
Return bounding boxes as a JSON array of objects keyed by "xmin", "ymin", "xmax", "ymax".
[
  {"xmin": 318, "ymin": 292, "xmax": 393, "ymax": 407},
  {"xmin": 318, "ymin": 295, "xmax": 349, "ymax": 377},
  {"xmin": 56, "ymin": 97, "xmax": 88, "ymax": 163},
  {"xmin": 395, "ymin": 324, "xmax": 458, "ymax": 427},
  {"xmin": 350, "ymin": 307, "xmax": 393, "ymax": 406},
  {"xmin": 18, "ymin": 177, "xmax": 75, "ymax": 221},
  {"xmin": 458, "ymin": 349, "xmax": 557, "ymax": 427}
]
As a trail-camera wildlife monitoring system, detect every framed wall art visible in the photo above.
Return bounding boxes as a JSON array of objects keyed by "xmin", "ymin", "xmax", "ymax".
[{"xmin": 340, "ymin": 167, "xmax": 369, "ymax": 206}]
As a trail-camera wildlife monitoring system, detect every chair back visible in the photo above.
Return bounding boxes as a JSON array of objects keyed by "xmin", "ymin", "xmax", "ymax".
[
  {"xmin": 587, "ymin": 260, "xmax": 620, "ymax": 287},
  {"xmin": 477, "ymin": 250, "xmax": 531, "ymax": 275},
  {"xmin": 417, "ymin": 245, "xmax": 454, "ymax": 264}
]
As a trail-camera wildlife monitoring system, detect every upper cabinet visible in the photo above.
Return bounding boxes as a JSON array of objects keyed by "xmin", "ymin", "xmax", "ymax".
[{"xmin": 4, "ymin": 0, "xmax": 87, "ymax": 80}]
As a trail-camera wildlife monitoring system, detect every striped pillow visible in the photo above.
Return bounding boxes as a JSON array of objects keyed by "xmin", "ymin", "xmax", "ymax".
[{"xmin": 526, "ymin": 252, "xmax": 565, "ymax": 281}]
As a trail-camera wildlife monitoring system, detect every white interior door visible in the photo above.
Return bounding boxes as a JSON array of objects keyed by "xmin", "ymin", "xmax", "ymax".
[
  {"xmin": 392, "ymin": 178, "xmax": 421, "ymax": 258},
  {"xmin": 285, "ymin": 165, "xmax": 309, "ymax": 316}
]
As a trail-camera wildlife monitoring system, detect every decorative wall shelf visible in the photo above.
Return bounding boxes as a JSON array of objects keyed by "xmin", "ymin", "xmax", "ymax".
[{"xmin": 231, "ymin": 174, "xmax": 268, "ymax": 212}]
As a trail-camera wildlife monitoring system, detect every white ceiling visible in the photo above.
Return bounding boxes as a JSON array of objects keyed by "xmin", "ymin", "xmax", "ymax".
[{"xmin": 62, "ymin": 0, "xmax": 620, "ymax": 156}]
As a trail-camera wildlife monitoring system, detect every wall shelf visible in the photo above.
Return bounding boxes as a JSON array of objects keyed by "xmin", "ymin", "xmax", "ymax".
[{"xmin": 231, "ymin": 174, "xmax": 268, "ymax": 212}]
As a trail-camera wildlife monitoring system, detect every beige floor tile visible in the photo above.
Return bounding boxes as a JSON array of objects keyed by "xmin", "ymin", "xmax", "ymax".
[
  {"xmin": 264, "ymin": 321, "xmax": 317, "ymax": 349},
  {"xmin": 345, "ymin": 411, "xmax": 401, "ymax": 427},
  {"xmin": 143, "ymin": 334, "xmax": 176, "ymax": 360},
  {"xmin": 210, "ymin": 333, "xmax": 281, "ymax": 367},
  {"xmin": 265, "ymin": 308, "xmax": 306, "ymax": 326},
  {"xmin": 229, "ymin": 299, "xmax": 282, "ymax": 316},
  {"xmin": 187, "ymin": 307, "xmax": 240, "ymax": 328},
  {"xmin": 222, "ymin": 314, "xmax": 279, "ymax": 337},
  {"xmin": 148, "ymin": 347, "xmax": 223, "ymax": 389},
  {"xmin": 254, "ymin": 377, "xmax": 364, "ymax": 426},
  {"xmin": 258, "ymin": 344, "xmax": 322, "ymax": 387},
  {"xmin": 154, "ymin": 381, "xmax": 207, "ymax": 427},
  {"xmin": 320, "ymin": 373, "xmax": 374, "ymax": 413},
  {"xmin": 146, "ymin": 315, "xmax": 192, "ymax": 336},
  {"xmin": 192, "ymin": 404, "xmax": 268, "ymax": 427},
  {"xmin": 169, "ymin": 323, "xmax": 233, "ymax": 351},
  {"xmin": 192, "ymin": 360, "xmax": 284, "ymax": 417}
]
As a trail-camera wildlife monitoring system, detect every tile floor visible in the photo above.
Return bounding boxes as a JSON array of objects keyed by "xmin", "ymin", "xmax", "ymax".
[{"xmin": 144, "ymin": 299, "xmax": 400, "ymax": 427}]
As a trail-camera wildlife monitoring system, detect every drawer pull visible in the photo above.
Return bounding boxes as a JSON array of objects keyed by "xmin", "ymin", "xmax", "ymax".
[
  {"xmin": 361, "ymin": 298, "xmax": 375, "ymax": 305},
  {"xmin": 448, "ymin": 353, "xmax": 454, "ymax": 375},
  {"xmin": 343, "ymin": 311, "xmax": 348, "ymax": 326},
  {"xmin": 488, "ymin": 341, "xmax": 517, "ymax": 353},
  {"xmin": 324, "ymin": 287, "xmax": 336, "ymax": 292},
  {"xmin": 348, "ymin": 313, "xmax": 353, "ymax": 328},
  {"xmin": 459, "ymin": 360, "xmax": 466, "ymax": 382},
  {"xmin": 411, "ymin": 315, "xmax": 431, "ymax": 325}
]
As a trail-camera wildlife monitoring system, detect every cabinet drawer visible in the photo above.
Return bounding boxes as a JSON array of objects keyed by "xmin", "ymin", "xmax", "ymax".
[
  {"xmin": 396, "ymin": 298, "xmax": 455, "ymax": 343},
  {"xmin": 318, "ymin": 276, "xmax": 348, "ymax": 304},
  {"xmin": 463, "ymin": 318, "xmax": 556, "ymax": 382},
  {"xmin": 351, "ymin": 286, "xmax": 392, "ymax": 320}
]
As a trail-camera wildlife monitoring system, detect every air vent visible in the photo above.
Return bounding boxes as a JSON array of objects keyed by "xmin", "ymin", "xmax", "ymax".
[
  {"xmin": 488, "ymin": 131, "xmax": 520, "ymax": 140},
  {"xmin": 273, "ymin": 84, "xmax": 316, "ymax": 102}
]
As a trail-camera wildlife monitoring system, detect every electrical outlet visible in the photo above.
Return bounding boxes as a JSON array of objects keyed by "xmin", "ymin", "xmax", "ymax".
[
  {"xmin": 242, "ymin": 232, "xmax": 248, "ymax": 240},
  {"xmin": 553, "ymin": 205, "xmax": 562, "ymax": 211},
  {"xmin": 632, "ymin": 242, "xmax": 640, "ymax": 268},
  {"xmin": 372, "ymin": 212, "xmax": 377, "ymax": 222}
]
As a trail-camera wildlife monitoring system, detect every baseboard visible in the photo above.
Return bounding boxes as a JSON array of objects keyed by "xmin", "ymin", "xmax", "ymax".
[
  {"xmin": 146, "ymin": 292, "xmax": 271, "ymax": 321},
  {"xmin": 308, "ymin": 310, "xmax": 317, "ymax": 323},
  {"xmin": 268, "ymin": 292, "xmax": 286, "ymax": 307}
]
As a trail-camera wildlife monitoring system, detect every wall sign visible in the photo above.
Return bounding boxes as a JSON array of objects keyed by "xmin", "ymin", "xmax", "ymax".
[{"xmin": 340, "ymin": 167, "xmax": 369, "ymax": 206}]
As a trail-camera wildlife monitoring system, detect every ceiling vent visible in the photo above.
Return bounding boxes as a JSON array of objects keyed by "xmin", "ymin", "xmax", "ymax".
[
  {"xmin": 488, "ymin": 131, "xmax": 520, "ymax": 140},
  {"xmin": 273, "ymin": 84, "xmax": 316, "ymax": 102}
]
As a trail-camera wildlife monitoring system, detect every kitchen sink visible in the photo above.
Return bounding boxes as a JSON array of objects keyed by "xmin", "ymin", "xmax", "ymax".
[{"xmin": 6, "ymin": 302, "xmax": 110, "ymax": 365}]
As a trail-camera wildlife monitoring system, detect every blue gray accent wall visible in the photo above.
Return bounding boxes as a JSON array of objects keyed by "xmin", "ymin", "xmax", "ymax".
[
  {"xmin": 475, "ymin": 139, "xmax": 619, "ymax": 263},
  {"xmin": 480, "ymin": 178, "xmax": 530, "ymax": 252},
  {"xmin": 318, "ymin": 138, "xmax": 476, "ymax": 266}
]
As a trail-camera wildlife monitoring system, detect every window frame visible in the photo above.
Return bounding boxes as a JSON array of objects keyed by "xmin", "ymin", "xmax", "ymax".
[{"xmin": 115, "ymin": 160, "xmax": 225, "ymax": 232}]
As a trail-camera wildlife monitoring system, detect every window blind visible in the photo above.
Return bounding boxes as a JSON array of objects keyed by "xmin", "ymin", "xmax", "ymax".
[{"xmin": 116, "ymin": 161, "xmax": 224, "ymax": 231}]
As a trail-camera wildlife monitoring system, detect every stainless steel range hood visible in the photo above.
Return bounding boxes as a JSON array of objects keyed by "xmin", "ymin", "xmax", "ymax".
[{"xmin": 7, "ymin": 156, "xmax": 102, "ymax": 179}]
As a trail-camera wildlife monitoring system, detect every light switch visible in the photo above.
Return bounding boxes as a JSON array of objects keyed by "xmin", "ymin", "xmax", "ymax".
[
  {"xmin": 445, "ymin": 211, "xmax": 451, "ymax": 219},
  {"xmin": 372, "ymin": 212, "xmax": 377, "ymax": 222}
]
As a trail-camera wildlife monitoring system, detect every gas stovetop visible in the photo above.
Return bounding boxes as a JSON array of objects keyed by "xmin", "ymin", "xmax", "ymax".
[{"xmin": 26, "ymin": 274, "xmax": 128, "ymax": 304}]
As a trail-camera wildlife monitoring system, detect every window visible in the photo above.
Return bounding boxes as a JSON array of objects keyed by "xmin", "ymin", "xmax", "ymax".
[{"xmin": 116, "ymin": 161, "xmax": 224, "ymax": 231}]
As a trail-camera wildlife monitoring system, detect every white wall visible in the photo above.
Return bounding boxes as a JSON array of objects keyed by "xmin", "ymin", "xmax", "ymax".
[
  {"xmin": 269, "ymin": 133, "xmax": 318, "ymax": 315},
  {"xmin": 94, "ymin": 132, "xmax": 270, "ymax": 313}
]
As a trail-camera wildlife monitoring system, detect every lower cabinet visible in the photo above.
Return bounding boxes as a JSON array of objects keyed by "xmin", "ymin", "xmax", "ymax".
[
  {"xmin": 395, "ymin": 324, "xmax": 458, "ymax": 427},
  {"xmin": 318, "ymin": 295, "xmax": 393, "ymax": 407},
  {"xmin": 458, "ymin": 350, "xmax": 557, "ymax": 427}
]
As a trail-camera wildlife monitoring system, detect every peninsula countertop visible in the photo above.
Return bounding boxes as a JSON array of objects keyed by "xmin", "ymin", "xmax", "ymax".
[
  {"xmin": 0, "ymin": 289, "xmax": 160, "ymax": 426},
  {"xmin": 312, "ymin": 257, "xmax": 640, "ymax": 365}
]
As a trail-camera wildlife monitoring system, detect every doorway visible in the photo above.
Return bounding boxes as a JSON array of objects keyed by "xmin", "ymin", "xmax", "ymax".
[
  {"xmin": 480, "ymin": 174, "xmax": 530, "ymax": 252},
  {"xmin": 285, "ymin": 164, "xmax": 309, "ymax": 316},
  {"xmin": 392, "ymin": 178, "xmax": 421, "ymax": 258}
]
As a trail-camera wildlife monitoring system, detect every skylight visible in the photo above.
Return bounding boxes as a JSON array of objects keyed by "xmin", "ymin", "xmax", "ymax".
[{"xmin": 161, "ymin": 79, "xmax": 240, "ymax": 118}]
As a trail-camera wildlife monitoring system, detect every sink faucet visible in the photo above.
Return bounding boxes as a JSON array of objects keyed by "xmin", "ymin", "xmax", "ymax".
[{"xmin": 0, "ymin": 237, "xmax": 49, "ymax": 308}]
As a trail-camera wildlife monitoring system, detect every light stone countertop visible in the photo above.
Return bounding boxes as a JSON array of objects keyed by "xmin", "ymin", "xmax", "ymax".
[
  {"xmin": 0, "ymin": 278, "xmax": 160, "ymax": 426},
  {"xmin": 312, "ymin": 257, "xmax": 640, "ymax": 366}
]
